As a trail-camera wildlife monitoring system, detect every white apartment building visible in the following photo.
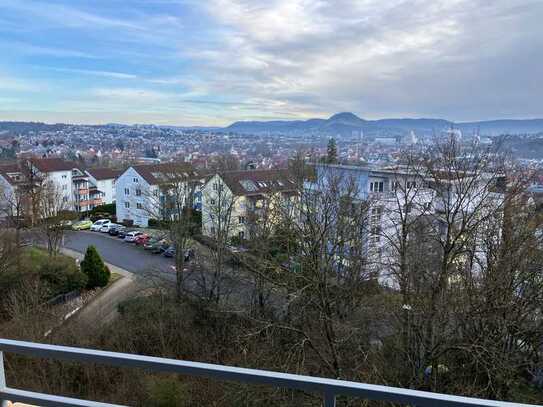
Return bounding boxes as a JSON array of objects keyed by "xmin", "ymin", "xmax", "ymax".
[
  {"xmin": 116, "ymin": 163, "xmax": 205, "ymax": 227},
  {"xmin": 201, "ymin": 169, "xmax": 297, "ymax": 240},
  {"xmin": 310, "ymin": 163, "xmax": 506, "ymax": 286},
  {"xmin": 85, "ymin": 168, "xmax": 122, "ymax": 205},
  {"xmin": 29, "ymin": 158, "xmax": 75, "ymax": 208},
  {"xmin": 0, "ymin": 163, "xmax": 27, "ymax": 220},
  {"xmin": 0, "ymin": 157, "xmax": 120, "ymax": 215}
]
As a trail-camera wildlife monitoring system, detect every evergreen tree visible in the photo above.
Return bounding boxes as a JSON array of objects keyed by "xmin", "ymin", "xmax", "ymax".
[
  {"xmin": 327, "ymin": 137, "xmax": 338, "ymax": 164},
  {"xmin": 80, "ymin": 245, "xmax": 110, "ymax": 288}
]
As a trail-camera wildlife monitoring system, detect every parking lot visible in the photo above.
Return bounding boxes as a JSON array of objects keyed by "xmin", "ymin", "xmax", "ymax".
[{"xmin": 63, "ymin": 230, "xmax": 176, "ymax": 280}]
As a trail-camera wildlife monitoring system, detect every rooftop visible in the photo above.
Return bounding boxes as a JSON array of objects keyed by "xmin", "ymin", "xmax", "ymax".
[{"xmin": 218, "ymin": 169, "xmax": 297, "ymax": 196}]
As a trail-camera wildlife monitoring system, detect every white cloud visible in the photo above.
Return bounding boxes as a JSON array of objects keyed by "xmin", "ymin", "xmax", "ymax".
[
  {"xmin": 188, "ymin": 0, "xmax": 543, "ymax": 121},
  {"xmin": 44, "ymin": 68, "xmax": 138, "ymax": 80}
]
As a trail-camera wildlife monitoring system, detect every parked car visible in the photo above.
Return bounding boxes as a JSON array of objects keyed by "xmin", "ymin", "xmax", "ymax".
[
  {"xmin": 163, "ymin": 246, "xmax": 175, "ymax": 257},
  {"xmin": 117, "ymin": 228, "xmax": 129, "ymax": 239},
  {"xmin": 134, "ymin": 233, "xmax": 150, "ymax": 246},
  {"xmin": 72, "ymin": 220, "xmax": 93, "ymax": 230},
  {"xmin": 151, "ymin": 240, "xmax": 170, "ymax": 254},
  {"xmin": 90, "ymin": 219, "xmax": 111, "ymax": 231},
  {"xmin": 100, "ymin": 223, "xmax": 118, "ymax": 233},
  {"xmin": 108, "ymin": 224, "xmax": 125, "ymax": 236},
  {"xmin": 163, "ymin": 246, "xmax": 194, "ymax": 261},
  {"xmin": 124, "ymin": 231, "xmax": 143, "ymax": 242},
  {"xmin": 144, "ymin": 237, "xmax": 163, "ymax": 250}
]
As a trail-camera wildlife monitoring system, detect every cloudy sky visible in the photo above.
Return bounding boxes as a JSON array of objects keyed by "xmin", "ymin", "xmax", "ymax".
[{"xmin": 0, "ymin": 0, "xmax": 541, "ymax": 125}]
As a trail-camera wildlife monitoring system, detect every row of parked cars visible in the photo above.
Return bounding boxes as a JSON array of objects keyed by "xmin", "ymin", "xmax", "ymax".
[{"xmin": 71, "ymin": 219, "xmax": 194, "ymax": 260}]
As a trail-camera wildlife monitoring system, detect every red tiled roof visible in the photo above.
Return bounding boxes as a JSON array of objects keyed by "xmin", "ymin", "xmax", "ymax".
[
  {"xmin": 86, "ymin": 167, "xmax": 124, "ymax": 180},
  {"xmin": 29, "ymin": 157, "xmax": 77, "ymax": 173}
]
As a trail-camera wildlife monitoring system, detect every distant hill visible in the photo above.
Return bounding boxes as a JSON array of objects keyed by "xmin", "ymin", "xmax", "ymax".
[{"xmin": 225, "ymin": 113, "xmax": 543, "ymax": 137}]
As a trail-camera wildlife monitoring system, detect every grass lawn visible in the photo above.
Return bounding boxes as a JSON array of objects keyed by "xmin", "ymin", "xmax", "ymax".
[
  {"xmin": 23, "ymin": 246, "xmax": 75, "ymax": 267},
  {"xmin": 108, "ymin": 272, "xmax": 123, "ymax": 286}
]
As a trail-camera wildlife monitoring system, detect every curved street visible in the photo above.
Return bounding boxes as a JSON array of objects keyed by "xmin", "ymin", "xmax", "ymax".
[{"xmin": 62, "ymin": 230, "xmax": 176, "ymax": 281}]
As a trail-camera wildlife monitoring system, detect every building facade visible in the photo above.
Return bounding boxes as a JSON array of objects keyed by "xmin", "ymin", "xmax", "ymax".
[
  {"xmin": 115, "ymin": 163, "xmax": 205, "ymax": 227},
  {"xmin": 201, "ymin": 169, "xmax": 297, "ymax": 241}
]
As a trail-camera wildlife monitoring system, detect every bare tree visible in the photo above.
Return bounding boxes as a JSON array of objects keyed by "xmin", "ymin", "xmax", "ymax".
[
  {"xmin": 37, "ymin": 181, "xmax": 72, "ymax": 256},
  {"xmin": 202, "ymin": 175, "xmax": 238, "ymax": 304},
  {"xmin": 141, "ymin": 167, "xmax": 201, "ymax": 301}
]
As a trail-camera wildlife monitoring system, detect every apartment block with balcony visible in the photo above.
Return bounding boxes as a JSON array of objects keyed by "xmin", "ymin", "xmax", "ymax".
[
  {"xmin": 115, "ymin": 162, "xmax": 205, "ymax": 227},
  {"xmin": 202, "ymin": 169, "xmax": 297, "ymax": 241},
  {"xmin": 85, "ymin": 167, "xmax": 122, "ymax": 205}
]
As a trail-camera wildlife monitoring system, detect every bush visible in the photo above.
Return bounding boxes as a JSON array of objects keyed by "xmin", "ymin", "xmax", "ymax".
[
  {"xmin": 90, "ymin": 203, "xmax": 116, "ymax": 215},
  {"xmin": 80, "ymin": 245, "xmax": 110, "ymax": 288},
  {"xmin": 39, "ymin": 258, "xmax": 88, "ymax": 295}
]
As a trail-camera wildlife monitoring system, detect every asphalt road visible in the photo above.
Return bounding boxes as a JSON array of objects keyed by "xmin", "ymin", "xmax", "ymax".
[
  {"xmin": 62, "ymin": 230, "xmax": 267, "ymax": 307},
  {"xmin": 63, "ymin": 231, "xmax": 176, "ymax": 281}
]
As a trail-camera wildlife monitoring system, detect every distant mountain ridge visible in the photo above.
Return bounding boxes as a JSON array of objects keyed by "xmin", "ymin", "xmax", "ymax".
[{"xmin": 225, "ymin": 112, "xmax": 543, "ymax": 137}]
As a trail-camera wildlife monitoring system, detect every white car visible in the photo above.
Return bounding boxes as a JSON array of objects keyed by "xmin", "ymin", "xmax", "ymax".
[
  {"xmin": 124, "ymin": 231, "xmax": 143, "ymax": 242},
  {"xmin": 90, "ymin": 219, "xmax": 111, "ymax": 231},
  {"xmin": 100, "ymin": 223, "xmax": 118, "ymax": 233}
]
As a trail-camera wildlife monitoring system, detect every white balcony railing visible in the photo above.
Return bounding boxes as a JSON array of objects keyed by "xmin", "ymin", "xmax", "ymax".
[{"xmin": 0, "ymin": 338, "xmax": 538, "ymax": 407}]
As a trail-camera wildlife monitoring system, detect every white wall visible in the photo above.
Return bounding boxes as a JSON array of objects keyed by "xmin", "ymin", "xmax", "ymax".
[
  {"xmin": 201, "ymin": 174, "xmax": 244, "ymax": 239},
  {"xmin": 0, "ymin": 175, "xmax": 15, "ymax": 218},
  {"xmin": 115, "ymin": 167, "xmax": 154, "ymax": 227},
  {"xmin": 45, "ymin": 170, "xmax": 74, "ymax": 210}
]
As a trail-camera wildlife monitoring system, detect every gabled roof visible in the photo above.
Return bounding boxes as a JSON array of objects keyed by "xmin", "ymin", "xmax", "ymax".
[
  {"xmin": 217, "ymin": 169, "xmax": 297, "ymax": 196},
  {"xmin": 0, "ymin": 163, "xmax": 25, "ymax": 186},
  {"xmin": 86, "ymin": 167, "xmax": 124, "ymax": 180},
  {"xmin": 131, "ymin": 162, "xmax": 206, "ymax": 185},
  {"xmin": 29, "ymin": 157, "xmax": 77, "ymax": 173}
]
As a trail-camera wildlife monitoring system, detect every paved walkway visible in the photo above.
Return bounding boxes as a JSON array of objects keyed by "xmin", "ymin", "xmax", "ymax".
[{"xmin": 60, "ymin": 248, "xmax": 138, "ymax": 328}]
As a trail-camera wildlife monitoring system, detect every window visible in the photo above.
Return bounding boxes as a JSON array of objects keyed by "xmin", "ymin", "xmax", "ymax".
[
  {"xmin": 63, "ymin": 196, "xmax": 68, "ymax": 202},
  {"xmin": 133, "ymin": 177, "xmax": 139, "ymax": 183},
  {"xmin": 370, "ymin": 181, "xmax": 384, "ymax": 193},
  {"xmin": 407, "ymin": 181, "xmax": 417, "ymax": 189},
  {"xmin": 239, "ymin": 231, "xmax": 245, "ymax": 240},
  {"xmin": 62, "ymin": 174, "xmax": 67, "ymax": 179},
  {"xmin": 124, "ymin": 202, "xmax": 130, "ymax": 208},
  {"xmin": 62, "ymin": 184, "xmax": 67, "ymax": 190},
  {"xmin": 403, "ymin": 203, "xmax": 413, "ymax": 213},
  {"xmin": 371, "ymin": 206, "xmax": 383, "ymax": 224},
  {"xmin": 124, "ymin": 188, "xmax": 129, "ymax": 195},
  {"xmin": 210, "ymin": 199, "xmax": 216, "ymax": 205},
  {"xmin": 136, "ymin": 189, "xmax": 142, "ymax": 196},
  {"xmin": 213, "ymin": 182, "xmax": 218, "ymax": 191},
  {"xmin": 153, "ymin": 189, "xmax": 159, "ymax": 197},
  {"xmin": 136, "ymin": 202, "xmax": 143, "ymax": 209},
  {"xmin": 238, "ymin": 216, "xmax": 246, "ymax": 224}
]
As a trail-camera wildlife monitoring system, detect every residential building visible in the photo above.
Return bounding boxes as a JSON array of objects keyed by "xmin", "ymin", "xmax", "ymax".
[
  {"xmin": 0, "ymin": 157, "xmax": 122, "ymax": 215},
  {"xmin": 201, "ymin": 169, "xmax": 297, "ymax": 240},
  {"xmin": 72, "ymin": 168, "xmax": 104, "ymax": 212},
  {"xmin": 309, "ymin": 163, "xmax": 505, "ymax": 286},
  {"xmin": 0, "ymin": 162, "xmax": 29, "ymax": 221},
  {"xmin": 85, "ymin": 167, "xmax": 122, "ymax": 204},
  {"xmin": 115, "ymin": 162, "xmax": 205, "ymax": 227},
  {"xmin": 28, "ymin": 157, "xmax": 75, "ymax": 207}
]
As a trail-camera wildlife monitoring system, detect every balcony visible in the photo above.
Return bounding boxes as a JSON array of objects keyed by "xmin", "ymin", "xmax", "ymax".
[
  {"xmin": 0, "ymin": 339, "xmax": 534, "ymax": 407},
  {"xmin": 78, "ymin": 199, "xmax": 103, "ymax": 207}
]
